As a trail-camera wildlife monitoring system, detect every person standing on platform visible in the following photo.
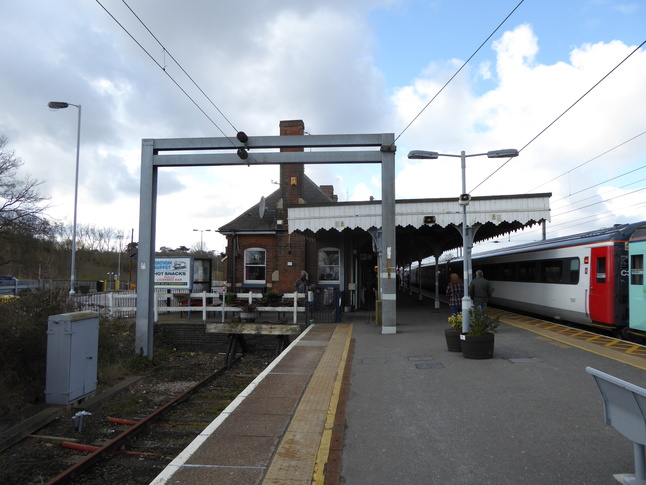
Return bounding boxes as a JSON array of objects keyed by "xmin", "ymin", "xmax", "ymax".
[
  {"xmin": 294, "ymin": 271, "xmax": 308, "ymax": 294},
  {"xmin": 446, "ymin": 273, "xmax": 464, "ymax": 315},
  {"xmin": 469, "ymin": 269, "xmax": 493, "ymax": 311}
]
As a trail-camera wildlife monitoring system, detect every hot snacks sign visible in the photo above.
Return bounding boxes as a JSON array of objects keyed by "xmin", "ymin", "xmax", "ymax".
[{"xmin": 154, "ymin": 258, "xmax": 192, "ymax": 289}]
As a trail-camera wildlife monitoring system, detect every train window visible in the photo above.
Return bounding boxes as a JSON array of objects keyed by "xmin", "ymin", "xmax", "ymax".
[
  {"xmin": 569, "ymin": 258, "xmax": 580, "ymax": 284},
  {"xmin": 540, "ymin": 260, "xmax": 562, "ymax": 283},
  {"xmin": 632, "ymin": 254, "xmax": 644, "ymax": 286},
  {"xmin": 518, "ymin": 262, "xmax": 537, "ymax": 282},
  {"xmin": 596, "ymin": 257, "xmax": 607, "ymax": 283},
  {"xmin": 501, "ymin": 263, "xmax": 515, "ymax": 281}
]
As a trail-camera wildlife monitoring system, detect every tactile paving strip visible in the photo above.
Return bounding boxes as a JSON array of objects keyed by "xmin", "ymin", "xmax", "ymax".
[
  {"xmin": 489, "ymin": 309, "xmax": 646, "ymax": 366},
  {"xmin": 262, "ymin": 324, "xmax": 352, "ymax": 485}
]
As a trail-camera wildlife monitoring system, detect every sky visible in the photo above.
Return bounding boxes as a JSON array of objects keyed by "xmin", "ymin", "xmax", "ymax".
[{"xmin": 1, "ymin": 0, "xmax": 645, "ymax": 256}]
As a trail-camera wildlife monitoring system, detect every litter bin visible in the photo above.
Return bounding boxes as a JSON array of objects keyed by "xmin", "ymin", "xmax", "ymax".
[{"xmin": 96, "ymin": 280, "xmax": 104, "ymax": 292}]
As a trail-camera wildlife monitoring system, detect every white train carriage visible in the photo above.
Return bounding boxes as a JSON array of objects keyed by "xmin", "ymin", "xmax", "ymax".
[{"xmin": 414, "ymin": 222, "xmax": 645, "ymax": 331}]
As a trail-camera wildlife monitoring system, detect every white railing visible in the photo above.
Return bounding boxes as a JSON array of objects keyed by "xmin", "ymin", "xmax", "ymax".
[{"xmin": 77, "ymin": 290, "xmax": 307, "ymax": 323}]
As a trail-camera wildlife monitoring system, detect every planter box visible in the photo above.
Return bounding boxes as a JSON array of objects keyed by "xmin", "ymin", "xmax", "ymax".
[
  {"xmin": 460, "ymin": 333, "xmax": 495, "ymax": 359},
  {"xmin": 444, "ymin": 328, "xmax": 462, "ymax": 352}
]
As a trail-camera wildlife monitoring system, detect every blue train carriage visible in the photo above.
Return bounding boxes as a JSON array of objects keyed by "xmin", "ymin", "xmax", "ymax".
[{"xmin": 628, "ymin": 224, "xmax": 646, "ymax": 339}]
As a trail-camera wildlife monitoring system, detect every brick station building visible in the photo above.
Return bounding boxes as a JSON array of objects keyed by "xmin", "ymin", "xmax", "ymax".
[{"xmin": 218, "ymin": 120, "xmax": 375, "ymax": 310}]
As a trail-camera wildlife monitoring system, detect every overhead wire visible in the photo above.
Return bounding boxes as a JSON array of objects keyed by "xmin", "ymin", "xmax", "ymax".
[
  {"xmin": 548, "ymin": 200, "xmax": 646, "ymax": 231},
  {"xmin": 551, "ymin": 165, "xmax": 646, "ymax": 205},
  {"xmin": 119, "ymin": 0, "xmax": 240, "ymax": 135},
  {"xmin": 392, "ymin": 0, "xmax": 526, "ymax": 145},
  {"xmin": 525, "ymin": 130, "xmax": 646, "ymax": 194},
  {"xmin": 552, "ymin": 172, "xmax": 646, "ymax": 204},
  {"xmin": 551, "ymin": 186, "xmax": 646, "ymax": 218},
  {"xmin": 471, "ymin": 39, "xmax": 646, "ymax": 193},
  {"xmin": 95, "ymin": 0, "xmax": 237, "ymax": 146}
]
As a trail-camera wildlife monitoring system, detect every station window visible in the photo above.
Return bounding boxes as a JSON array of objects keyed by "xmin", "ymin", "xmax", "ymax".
[
  {"xmin": 318, "ymin": 248, "xmax": 340, "ymax": 282},
  {"xmin": 244, "ymin": 248, "xmax": 266, "ymax": 283},
  {"xmin": 632, "ymin": 254, "xmax": 644, "ymax": 286}
]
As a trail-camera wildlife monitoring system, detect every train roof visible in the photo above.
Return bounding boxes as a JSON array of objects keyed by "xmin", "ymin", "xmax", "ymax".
[
  {"xmin": 472, "ymin": 221, "xmax": 646, "ymax": 259},
  {"xmin": 630, "ymin": 225, "xmax": 646, "ymax": 243}
]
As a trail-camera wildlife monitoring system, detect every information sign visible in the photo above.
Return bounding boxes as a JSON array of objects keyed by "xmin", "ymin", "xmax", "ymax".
[{"xmin": 154, "ymin": 257, "xmax": 192, "ymax": 289}]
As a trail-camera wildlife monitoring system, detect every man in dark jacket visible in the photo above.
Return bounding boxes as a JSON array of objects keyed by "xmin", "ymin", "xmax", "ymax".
[
  {"xmin": 469, "ymin": 270, "xmax": 493, "ymax": 311},
  {"xmin": 294, "ymin": 271, "xmax": 308, "ymax": 294}
]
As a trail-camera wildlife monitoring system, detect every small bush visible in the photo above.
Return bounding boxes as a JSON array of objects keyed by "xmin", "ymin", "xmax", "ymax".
[
  {"xmin": 0, "ymin": 289, "xmax": 182, "ymax": 419},
  {"xmin": 0, "ymin": 288, "xmax": 79, "ymax": 414}
]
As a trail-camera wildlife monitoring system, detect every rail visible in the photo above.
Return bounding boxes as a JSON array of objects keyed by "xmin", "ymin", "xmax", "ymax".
[{"xmin": 206, "ymin": 322, "xmax": 302, "ymax": 367}]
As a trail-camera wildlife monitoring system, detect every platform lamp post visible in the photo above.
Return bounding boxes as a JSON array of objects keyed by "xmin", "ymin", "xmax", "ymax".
[
  {"xmin": 116, "ymin": 234, "xmax": 124, "ymax": 291},
  {"xmin": 407, "ymin": 148, "xmax": 519, "ymax": 333},
  {"xmin": 48, "ymin": 101, "xmax": 82, "ymax": 296},
  {"xmin": 193, "ymin": 229, "xmax": 211, "ymax": 251}
]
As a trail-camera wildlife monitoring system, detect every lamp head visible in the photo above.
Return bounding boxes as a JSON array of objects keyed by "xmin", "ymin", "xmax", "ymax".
[
  {"xmin": 487, "ymin": 149, "xmax": 519, "ymax": 158},
  {"xmin": 407, "ymin": 150, "xmax": 439, "ymax": 160},
  {"xmin": 48, "ymin": 101, "xmax": 70, "ymax": 109}
]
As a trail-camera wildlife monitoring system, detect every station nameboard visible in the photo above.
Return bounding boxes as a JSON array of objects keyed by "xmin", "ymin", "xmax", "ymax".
[{"xmin": 154, "ymin": 257, "xmax": 192, "ymax": 289}]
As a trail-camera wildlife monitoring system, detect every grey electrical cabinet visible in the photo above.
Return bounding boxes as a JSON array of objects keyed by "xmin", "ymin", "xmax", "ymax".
[{"xmin": 45, "ymin": 311, "xmax": 100, "ymax": 405}]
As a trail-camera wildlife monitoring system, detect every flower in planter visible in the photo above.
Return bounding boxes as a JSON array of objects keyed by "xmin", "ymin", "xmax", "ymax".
[
  {"xmin": 466, "ymin": 308, "xmax": 500, "ymax": 335},
  {"xmin": 263, "ymin": 291, "xmax": 282, "ymax": 306},
  {"xmin": 447, "ymin": 312, "xmax": 463, "ymax": 331},
  {"xmin": 447, "ymin": 309, "xmax": 500, "ymax": 335},
  {"xmin": 241, "ymin": 301, "xmax": 258, "ymax": 313},
  {"xmin": 224, "ymin": 292, "xmax": 236, "ymax": 306}
]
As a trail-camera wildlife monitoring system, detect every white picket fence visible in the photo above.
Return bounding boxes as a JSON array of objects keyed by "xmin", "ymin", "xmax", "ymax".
[{"xmin": 77, "ymin": 290, "xmax": 306, "ymax": 323}]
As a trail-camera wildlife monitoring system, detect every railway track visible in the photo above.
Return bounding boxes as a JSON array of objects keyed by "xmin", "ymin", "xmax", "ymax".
[{"xmin": 0, "ymin": 349, "xmax": 275, "ymax": 484}]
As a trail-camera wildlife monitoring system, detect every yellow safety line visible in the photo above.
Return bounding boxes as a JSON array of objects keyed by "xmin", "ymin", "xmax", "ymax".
[
  {"xmin": 312, "ymin": 324, "xmax": 352, "ymax": 484},
  {"xmin": 262, "ymin": 324, "xmax": 353, "ymax": 485},
  {"xmin": 488, "ymin": 309, "xmax": 646, "ymax": 371}
]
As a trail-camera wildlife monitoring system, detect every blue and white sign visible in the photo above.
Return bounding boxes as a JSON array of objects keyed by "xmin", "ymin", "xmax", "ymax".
[{"xmin": 154, "ymin": 257, "xmax": 193, "ymax": 289}]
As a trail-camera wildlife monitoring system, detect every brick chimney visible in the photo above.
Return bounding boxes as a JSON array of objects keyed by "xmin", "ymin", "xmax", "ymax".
[
  {"xmin": 320, "ymin": 185, "xmax": 338, "ymax": 202},
  {"xmin": 279, "ymin": 120, "xmax": 305, "ymax": 207}
]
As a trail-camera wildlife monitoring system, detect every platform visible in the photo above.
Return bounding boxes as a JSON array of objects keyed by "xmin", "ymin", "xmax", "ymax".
[{"xmin": 152, "ymin": 292, "xmax": 646, "ymax": 484}]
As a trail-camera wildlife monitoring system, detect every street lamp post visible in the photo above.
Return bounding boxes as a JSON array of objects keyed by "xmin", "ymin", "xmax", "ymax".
[
  {"xmin": 407, "ymin": 148, "xmax": 519, "ymax": 333},
  {"xmin": 193, "ymin": 229, "xmax": 211, "ymax": 251},
  {"xmin": 48, "ymin": 101, "xmax": 82, "ymax": 296},
  {"xmin": 116, "ymin": 235, "xmax": 124, "ymax": 291}
]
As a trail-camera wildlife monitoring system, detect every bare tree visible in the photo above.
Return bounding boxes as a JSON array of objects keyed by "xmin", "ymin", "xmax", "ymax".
[{"xmin": 0, "ymin": 136, "xmax": 48, "ymax": 232}]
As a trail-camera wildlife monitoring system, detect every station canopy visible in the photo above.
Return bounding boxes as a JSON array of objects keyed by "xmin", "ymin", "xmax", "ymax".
[{"xmin": 288, "ymin": 193, "xmax": 551, "ymax": 265}]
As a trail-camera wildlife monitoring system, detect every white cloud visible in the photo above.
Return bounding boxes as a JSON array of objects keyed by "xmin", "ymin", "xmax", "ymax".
[
  {"xmin": 392, "ymin": 24, "xmax": 646, "ymax": 239},
  {"xmin": 0, "ymin": 1, "xmax": 644, "ymax": 255}
]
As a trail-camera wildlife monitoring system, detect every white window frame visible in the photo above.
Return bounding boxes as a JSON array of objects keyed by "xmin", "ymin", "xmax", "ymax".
[
  {"xmin": 244, "ymin": 248, "xmax": 266, "ymax": 284},
  {"xmin": 318, "ymin": 247, "xmax": 340, "ymax": 283}
]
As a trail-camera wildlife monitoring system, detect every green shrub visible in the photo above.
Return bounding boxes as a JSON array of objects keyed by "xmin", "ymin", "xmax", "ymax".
[
  {"xmin": 0, "ymin": 288, "xmax": 79, "ymax": 413},
  {"xmin": 447, "ymin": 308, "xmax": 500, "ymax": 335}
]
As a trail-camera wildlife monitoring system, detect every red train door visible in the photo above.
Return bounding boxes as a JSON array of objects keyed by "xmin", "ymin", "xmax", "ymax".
[{"xmin": 589, "ymin": 247, "xmax": 614, "ymax": 325}]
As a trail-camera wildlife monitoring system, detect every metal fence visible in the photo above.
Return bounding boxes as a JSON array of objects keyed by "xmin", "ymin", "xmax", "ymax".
[{"xmin": 0, "ymin": 278, "xmax": 45, "ymax": 296}]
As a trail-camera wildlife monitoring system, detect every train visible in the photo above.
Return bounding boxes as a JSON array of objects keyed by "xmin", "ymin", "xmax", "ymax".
[{"xmin": 408, "ymin": 221, "xmax": 646, "ymax": 340}]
